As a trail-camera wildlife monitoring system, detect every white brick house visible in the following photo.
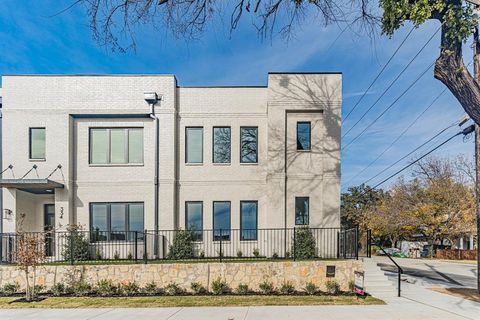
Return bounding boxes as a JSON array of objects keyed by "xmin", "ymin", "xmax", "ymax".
[{"xmin": 0, "ymin": 73, "xmax": 341, "ymax": 258}]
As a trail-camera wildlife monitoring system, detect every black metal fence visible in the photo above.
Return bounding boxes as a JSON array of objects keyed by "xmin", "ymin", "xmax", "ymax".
[{"xmin": 0, "ymin": 227, "xmax": 359, "ymax": 265}]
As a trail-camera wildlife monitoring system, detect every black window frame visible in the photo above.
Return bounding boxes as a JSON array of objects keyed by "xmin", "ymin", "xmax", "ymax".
[
  {"xmin": 296, "ymin": 121, "xmax": 311, "ymax": 151},
  {"xmin": 185, "ymin": 126, "xmax": 204, "ymax": 164},
  {"xmin": 185, "ymin": 201, "xmax": 203, "ymax": 241},
  {"xmin": 29, "ymin": 127, "xmax": 46, "ymax": 160},
  {"xmin": 295, "ymin": 197, "xmax": 310, "ymax": 225},
  {"xmin": 213, "ymin": 201, "xmax": 231, "ymax": 241},
  {"xmin": 240, "ymin": 201, "xmax": 258, "ymax": 241},
  {"xmin": 212, "ymin": 126, "xmax": 231, "ymax": 164},
  {"xmin": 240, "ymin": 126, "xmax": 258, "ymax": 164},
  {"xmin": 89, "ymin": 202, "xmax": 145, "ymax": 241}
]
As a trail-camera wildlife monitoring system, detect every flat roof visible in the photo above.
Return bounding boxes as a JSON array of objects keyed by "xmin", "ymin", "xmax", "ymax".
[{"xmin": 0, "ymin": 179, "xmax": 64, "ymax": 189}]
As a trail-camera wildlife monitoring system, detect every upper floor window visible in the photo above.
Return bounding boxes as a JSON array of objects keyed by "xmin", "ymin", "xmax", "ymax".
[
  {"xmin": 186, "ymin": 127, "xmax": 203, "ymax": 164},
  {"xmin": 295, "ymin": 197, "xmax": 309, "ymax": 225},
  {"xmin": 89, "ymin": 128, "xmax": 143, "ymax": 165},
  {"xmin": 240, "ymin": 201, "xmax": 258, "ymax": 241},
  {"xmin": 240, "ymin": 127, "xmax": 258, "ymax": 163},
  {"xmin": 29, "ymin": 128, "xmax": 46, "ymax": 160},
  {"xmin": 296, "ymin": 122, "xmax": 311, "ymax": 151},
  {"xmin": 213, "ymin": 127, "xmax": 231, "ymax": 163},
  {"xmin": 90, "ymin": 202, "xmax": 144, "ymax": 241},
  {"xmin": 186, "ymin": 201, "xmax": 203, "ymax": 241}
]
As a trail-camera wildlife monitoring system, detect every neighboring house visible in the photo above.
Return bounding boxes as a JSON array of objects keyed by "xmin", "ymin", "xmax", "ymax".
[{"xmin": 0, "ymin": 73, "xmax": 341, "ymax": 258}]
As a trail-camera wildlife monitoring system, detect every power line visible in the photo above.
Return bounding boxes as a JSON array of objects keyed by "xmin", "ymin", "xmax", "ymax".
[
  {"xmin": 343, "ymin": 88, "xmax": 448, "ymax": 186},
  {"xmin": 343, "ymin": 26, "xmax": 415, "ymax": 122},
  {"xmin": 371, "ymin": 125, "xmax": 474, "ymax": 189},
  {"xmin": 342, "ymin": 26, "xmax": 441, "ymax": 139}
]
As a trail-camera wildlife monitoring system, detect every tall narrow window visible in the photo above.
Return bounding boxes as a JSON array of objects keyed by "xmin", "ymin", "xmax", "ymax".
[
  {"xmin": 213, "ymin": 127, "xmax": 231, "ymax": 163},
  {"xmin": 186, "ymin": 127, "xmax": 203, "ymax": 164},
  {"xmin": 295, "ymin": 197, "xmax": 309, "ymax": 225},
  {"xmin": 240, "ymin": 127, "xmax": 258, "ymax": 163},
  {"xmin": 90, "ymin": 202, "xmax": 144, "ymax": 241},
  {"xmin": 213, "ymin": 201, "xmax": 231, "ymax": 241},
  {"xmin": 186, "ymin": 202, "xmax": 203, "ymax": 241},
  {"xmin": 89, "ymin": 128, "xmax": 143, "ymax": 165},
  {"xmin": 29, "ymin": 128, "xmax": 46, "ymax": 160},
  {"xmin": 297, "ymin": 122, "xmax": 311, "ymax": 151},
  {"xmin": 240, "ymin": 201, "xmax": 257, "ymax": 241}
]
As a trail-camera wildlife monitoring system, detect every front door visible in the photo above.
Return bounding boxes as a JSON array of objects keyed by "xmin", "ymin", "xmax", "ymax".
[{"xmin": 44, "ymin": 204, "xmax": 55, "ymax": 256}]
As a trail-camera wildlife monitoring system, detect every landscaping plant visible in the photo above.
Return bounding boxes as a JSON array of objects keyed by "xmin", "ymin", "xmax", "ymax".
[
  {"xmin": 50, "ymin": 283, "xmax": 66, "ymax": 297},
  {"xmin": 253, "ymin": 248, "xmax": 260, "ymax": 258},
  {"xmin": 2, "ymin": 282, "xmax": 19, "ymax": 296},
  {"xmin": 235, "ymin": 283, "xmax": 249, "ymax": 295},
  {"xmin": 167, "ymin": 229, "xmax": 194, "ymax": 260},
  {"xmin": 120, "ymin": 282, "xmax": 140, "ymax": 296},
  {"xmin": 95, "ymin": 279, "xmax": 117, "ymax": 297},
  {"xmin": 190, "ymin": 282, "xmax": 206, "ymax": 295},
  {"xmin": 279, "ymin": 281, "xmax": 295, "ymax": 295},
  {"xmin": 211, "ymin": 277, "xmax": 229, "ymax": 295},
  {"xmin": 62, "ymin": 224, "xmax": 91, "ymax": 261},
  {"xmin": 164, "ymin": 282, "xmax": 183, "ymax": 296},
  {"xmin": 325, "ymin": 280, "xmax": 341, "ymax": 295},
  {"xmin": 304, "ymin": 282, "xmax": 318, "ymax": 295},
  {"xmin": 236, "ymin": 249, "xmax": 243, "ymax": 258},
  {"xmin": 258, "ymin": 280, "xmax": 275, "ymax": 294},
  {"xmin": 143, "ymin": 281, "xmax": 160, "ymax": 296},
  {"xmin": 71, "ymin": 280, "xmax": 92, "ymax": 296},
  {"xmin": 292, "ymin": 227, "xmax": 316, "ymax": 259}
]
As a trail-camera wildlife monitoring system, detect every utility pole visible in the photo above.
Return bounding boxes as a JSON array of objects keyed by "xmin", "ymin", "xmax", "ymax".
[{"xmin": 474, "ymin": 24, "xmax": 480, "ymax": 294}]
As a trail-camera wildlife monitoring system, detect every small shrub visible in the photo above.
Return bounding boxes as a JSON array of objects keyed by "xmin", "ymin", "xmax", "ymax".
[
  {"xmin": 272, "ymin": 252, "xmax": 279, "ymax": 259},
  {"xmin": 164, "ymin": 282, "xmax": 183, "ymax": 296},
  {"xmin": 2, "ymin": 282, "xmax": 19, "ymax": 296},
  {"xmin": 235, "ymin": 283, "xmax": 249, "ymax": 295},
  {"xmin": 199, "ymin": 250, "xmax": 205, "ymax": 258},
  {"xmin": 168, "ymin": 229, "xmax": 194, "ymax": 260},
  {"xmin": 348, "ymin": 280, "xmax": 355, "ymax": 292},
  {"xmin": 96, "ymin": 279, "xmax": 117, "ymax": 297},
  {"xmin": 51, "ymin": 283, "xmax": 66, "ymax": 297},
  {"xmin": 71, "ymin": 280, "xmax": 92, "ymax": 296},
  {"xmin": 120, "ymin": 282, "xmax": 140, "ymax": 296},
  {"xmin": 33, "ymin": 284, "xmax": 45, "ymax": 295},
  {"xmin": 95, "ymin": 250, "xmax": 102, "ymax": 260},
  {"xmin": 127, "ymin": 252, "xmax": 133, "ymax": 260},
  {"xmin": 143, "ymin": 281, "xmax": 160, "ymax": 296},
  {"xmin": 303, "ymin": 282, "xmax": 318, "ymax": 295},
  {"xmin": 279, "ymin": 281, "xmax": 295, "ymax": 295},
  {"xmin": 190, "ymin": 282, "xmax": 206, "ymax": 295},
  {"xmin": 253, "ymin": 248, "xmax": 260, "ymax": 257},
  {"xmin": 325, "ymin": 280, "xmax": 340, "ymax": 295},
  {"xmin": 236, "ymin": 250, "xmax": 243, "ymax": 258},
  {"xmin": 258, "ymin": 280, "xmax": 275, "ymax": 294},
  {"xmin": 285, "ymin": 251, "xmax": 291, "ymax": 259},
  {"xmin": 113, "ymin": 251, "xmax": 120, "ymax": 260},
  {"xmin": 62, "ymin": 224, "xmax": 91, "ymax": 261},
  {"xmin": 292, "ymin": 227, "xmax": 316, "ymax": 259},
  {"xmin": 211, "ymin": 277, "xmax": 229, "ymax": 295}
]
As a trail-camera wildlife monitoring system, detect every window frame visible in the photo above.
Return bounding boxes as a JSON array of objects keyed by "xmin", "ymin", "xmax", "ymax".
[
  {"xmin": 29, "ymin": 127, "xmax": 46, "ymax": 161},
  {"xmin": 89, "ymin": 202, "xmax": 144, "ymax": 242},
  {"xmin": 185, "ymin": 201, "xmax": 204, "ymax": 242},
  {"xmin": 240, "ymin": 126, "xmax": 258, "ymax": 164},
  {"xmin": 296, "ymin": 121, "xmax": 311, "ymax": 151},
  {"xmin": 185, "ymin": 126, "xmax": 204, "ymax": 164},
  {"xmin": 212, "ymin": 126, "xmax": 231, "ymax": 164},
  {"xmin": 88, "ymin": 127, "xmax": 144, "ymax": 166},
  {"xmin": 212, "ymin": 201, "xmax": 231, "ymax": 241},
  {"xmin": 295, "ymin": 196, "xmax": 310, "ymax": 226},
  {"xmin": 240, "ymin": 200, "xmax": 258, "ymax": 241}
]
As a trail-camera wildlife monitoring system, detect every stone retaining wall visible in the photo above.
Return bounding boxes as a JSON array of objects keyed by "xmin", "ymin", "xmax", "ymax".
[{"xmin": 0, "ymin": 260, "xmax": 362, "ymax": 292}]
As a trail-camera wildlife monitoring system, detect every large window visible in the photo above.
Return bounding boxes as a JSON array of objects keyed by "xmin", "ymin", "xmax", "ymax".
[
  {"xmin": 186, "ymin": 202, "xmax": 203, "ymax": 241},
  {"xmin": 186, "ymin": 127, "xmax": 203, "ymax": 164},
  {"xmin": 240, "ymin": 127, "xmax": 258, "ymax": 163},
  {"xmin": 29, "ymin": 128, "xmax": 46, "ymax": 160},
  {"xmin": 213, "ymin": 201, "xmax": 231, "ymax": 241},
  {"xmin": 297, "ymin": 122, "xmax": 311, "ymax": 151},
  {"xmin": 213, "ymin": 127, "xmax": 231, "ymax": 163},
  {"xmin": 89, "ymin": 128, "xmax": 143, "ymax": 165},
  {"xmin": 240, "ymin": 201, "xmax": 257, "ymax": 241},
  {"xmin": 90, "ymin": 202, "xmax": 144, "ymax": 241},
  {"xmin": 295, "ymin": 197, "xmax": 309, "ymax": 225}
]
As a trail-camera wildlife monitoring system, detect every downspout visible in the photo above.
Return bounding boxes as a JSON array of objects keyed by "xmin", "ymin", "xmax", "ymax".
[{"xmin": 149, "ymin": 102, "xmax": 160, "ymax": 258}]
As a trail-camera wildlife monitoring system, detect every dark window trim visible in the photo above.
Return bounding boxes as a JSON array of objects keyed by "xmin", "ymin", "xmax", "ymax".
[
  {"xmin": 212, "ymin": 126, "xmax": 231, "ymax": 164},
  {"xmin": 295, "ymin": 196, "xmax": 310, "ymax": 226},
  {"xmin": 213, "ymin": 201, "xmax": 231, "ymax": 241},
  {"xmin": 240, "ymin": 126, "xmax": 258, "ymax": 164},
  {"xmin": 29, "ymin": 127, "xmax": 46, "ymax": 160},
  {"xmin": 185, "ymin": 126, "xmax": 204, "ymax": 164},
  {"xmin": 296, "ymin": 121, "xmax": 311, "ymax": 151},
  {"xmin": 240, "ymin": 200, "xmax": 258, "ymax": 241},
  {"xmin": 185, "ymin": 201, "xmax": 203, "ymax": 241}
]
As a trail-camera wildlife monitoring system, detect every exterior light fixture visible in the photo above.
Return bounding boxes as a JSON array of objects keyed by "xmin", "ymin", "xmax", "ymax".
[
  {"xmin": 144, "ymin": 92, "xmax": 158, "ymax": 105},
  {"xmin": 2, "ymin": 209, "xmax": 12, "ymax": 219}
]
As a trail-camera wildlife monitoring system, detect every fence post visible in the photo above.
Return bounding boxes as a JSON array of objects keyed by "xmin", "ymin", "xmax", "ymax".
[
  {"xmin": 336, "ymin": 231, "xmax": 340, "ymax": 259},
  {"xmin": 367, "ymin": 230, "xmax": 372, "ymax": 258},
  {"xmin": 219, "ymin": 229, "xmax": 223, "ymax": 262},
  {"xmin": 343, "ymin": 229, "xmax": 347, "ymax": 259},
  {"xmin": 355, "ymin": 226, "xmax": 359, "ymax": 260},
  {"xmin": 293, "ymin": 227, "xmax": 296, "ymax": 261},
  {"xmin": 143, "ymin": 230, "xmax": 148, "ymax": 264},
  {"xmin": 134, "ymin": 231, "xmax": 138, "ymax": 262},
  {"xmin": 69, "ymin": 231, "xmax": 74, "ymax": 265}
]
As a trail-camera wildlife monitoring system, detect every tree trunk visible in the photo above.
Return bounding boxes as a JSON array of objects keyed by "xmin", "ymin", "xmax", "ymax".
[{"xmin": 24, "ymin": 268, "xmax": 30, "ymax": 301}]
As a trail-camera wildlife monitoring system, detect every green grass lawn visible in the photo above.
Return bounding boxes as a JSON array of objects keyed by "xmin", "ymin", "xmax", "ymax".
[{"xmin": 0, "ymin": 295, "xmax": 384, "ymax": 308}]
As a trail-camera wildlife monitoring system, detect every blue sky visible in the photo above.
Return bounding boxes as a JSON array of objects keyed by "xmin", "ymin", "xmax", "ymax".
[{"xmin": 0, "ymin": 0, "xmax": 474, "ymax": 191}]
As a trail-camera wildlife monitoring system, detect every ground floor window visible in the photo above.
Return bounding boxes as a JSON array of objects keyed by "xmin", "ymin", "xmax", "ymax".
[
  {"xmin": 90, "ymin": 202, "xmax": 144, "ymax": 241},
  {"xmin": 213, "ymin": 201, "xmax": 231, "ymax": 241},
  {"xmin": 240, "ymin": 201, "xmax": 257, "ymax": 240},
  {"xmin": 186, "ymin": 201, "xmax": 203, "ymax": 241},
  {"xmin": 295, "ymin": 197, "xmax": 309, "ymax": 225}
]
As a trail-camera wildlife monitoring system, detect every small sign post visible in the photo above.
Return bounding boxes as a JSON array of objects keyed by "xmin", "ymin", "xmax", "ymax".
[{"xmin": 354, "ymin": 271, "xmax": 365, "ymax": 296}]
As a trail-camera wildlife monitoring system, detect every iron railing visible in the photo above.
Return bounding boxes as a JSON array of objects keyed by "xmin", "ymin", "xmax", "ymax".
[{"xmin": 0, "ymin": 227, "xmax": 359, "ymax": 265}]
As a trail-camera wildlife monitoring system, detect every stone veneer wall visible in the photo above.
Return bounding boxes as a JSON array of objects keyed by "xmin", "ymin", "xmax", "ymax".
[{"xmin": 0, "ymin": 260, "xmax": 362, "ymax": 292}]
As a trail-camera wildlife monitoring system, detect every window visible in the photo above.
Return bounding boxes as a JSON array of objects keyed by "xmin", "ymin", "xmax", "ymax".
[
  {"xmin": 90, "ymin": 203, "xmax": 144, "ymax": 241},
  {"xmin": 213, "ymin": 127, "xmax": 231, "ymax": 163},
  {"xmin": 297, "ymin": 122, "xmax": 311, "ymax": 151},
  {"xmin": 240, "ymin": 127, "xmax": 258, "ymax": 163},
  {"xmin": 213, "ymin": 201, "xmax": 231, "ymax": 241},
  {"xmin": 186, "ymin": 202, "xmax": 203, "ymax": 241},
  {"xmin": 29, "ymin": 128, "xmax": 46, "ymax": 160},
  {"xmin": 186, "ymin": 127, "xmax": 203, "ymax": 164},
  {"xmin": 89, "ymin": 128, "xmax": 143, "ymax": 165},
  {"xmin": 240, "ymin": 201, "xmax": 257, "ymax": 241},
  {"xmin": 295, "ymin": 197, "xmax": 309, "ymax": 225}
]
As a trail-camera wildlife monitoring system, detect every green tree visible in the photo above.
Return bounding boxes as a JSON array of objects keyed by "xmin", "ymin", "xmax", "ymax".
[
  {"xmin": 167, "ymin": 229, "xmax": 194, "ymax": 260},
  {"xmin": 341, "ymin": 184, "xmax": 384, "ymax": 229}
]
